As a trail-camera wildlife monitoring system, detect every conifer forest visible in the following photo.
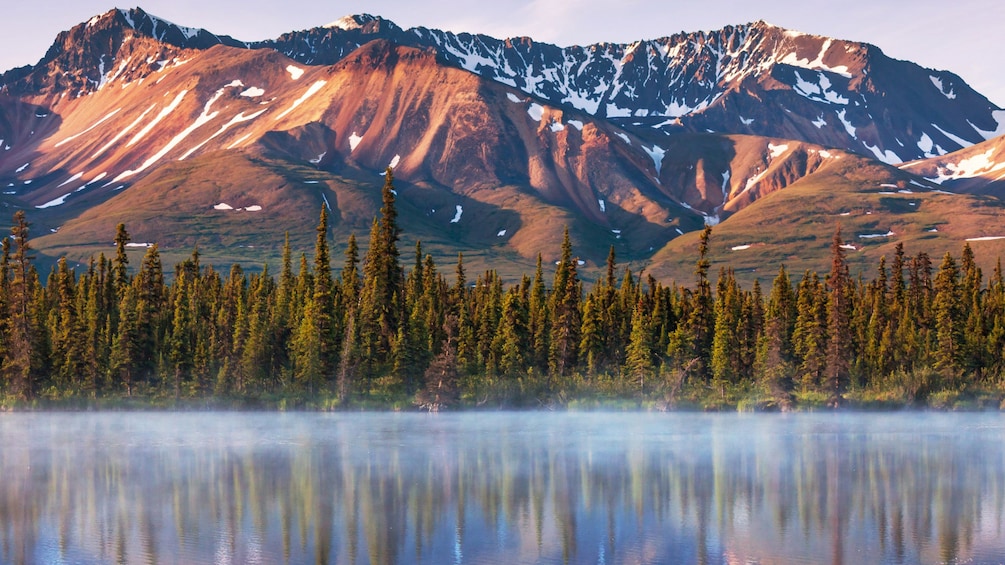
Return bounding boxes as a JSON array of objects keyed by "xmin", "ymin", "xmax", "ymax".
[{"xmin": 2, "ymin": 171, "xmax": 1004, "ymax": 411}]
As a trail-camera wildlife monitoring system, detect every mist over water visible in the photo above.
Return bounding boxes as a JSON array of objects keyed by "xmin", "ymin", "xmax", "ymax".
[{"xmin": 1, "ymin": 412, "xmax": 1004, "ymax": 564}]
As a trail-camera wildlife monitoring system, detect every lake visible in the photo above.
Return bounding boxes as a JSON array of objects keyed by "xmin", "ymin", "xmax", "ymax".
[{"xmin": 1, "ymin": 412, "xmax": 1003, "ymax": 564}]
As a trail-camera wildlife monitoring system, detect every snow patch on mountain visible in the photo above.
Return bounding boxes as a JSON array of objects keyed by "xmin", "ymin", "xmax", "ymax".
[
  {"xmin": 240, "ymin": 86, "xmax": 265, "ymax": 97},
  {"xmin": 37, "ymin": 193, "xmax": 72, "ymax": 209},
  {"xmin": 664, "ymin": 96, "xmax": 717, "ymax": 118},
  {"xmin": 929, "ymin": 75, "xmax": 956, "ymax": 99},
  {"xmin": 743, "ymin": 169, "xmax": 769, "ymax": 193},
  {"xmin": 768, "ymin": 143, "xmax": 788, "ymax": 158},
  {"xmin": 180, "ymin": 108, "xmax": 268, "ymax": 160},
  {"xmin": 55, "ymin": 109, "xmax": 122, "ymax": 148},
  {"xmin": 932, "ymin": 123, "xmax": 972, "ymax": 149},
  {"xmin": 506, "ymin": 92, "xmax": 522, "ymax": 103},
  {"xmin": 643, "ymin": 145, "xmax": 666, "ymax": 175},
  {"xmin": 275, "ymin": 80, "xmax": 327, "ymax": 120},
  {"xmin": 325, "ymin": 15, "xmax": 367, "ymax": 31},
  {"xmin": 836, "ymin": 109, "xmax": 856, "ymax": 138},
  {"xmin": 56, "ymin": 172, "xmax": 84, "ymax": 188},
  {"xmin": 864, "ymin": 142, "xmax": 902, "ymax": 165},
  {"xmin": 925, "ymin": 148, "xmax": 1005, "ymax": 184},
  {"xmin": 349, "ymin": 132, "xmax": 363, "ymax": 152},
  {"xmin": 567, "ymin": 120, "xmax": 583, "ymax": 131},
  {"xmin": 791, "ymin": 70, "xmax": 848, "ymax": 105},
  {"xmin": 970, "ymin": 110, "xmax": 1005, "ymax": 140},
  {"xmin": 226, "ymin": 133, "xmax": 253, "ymax": 150},
  {"xmin": 98, "ymin": 58, "xmax": 131, "ymax": 91},
  {"xmin": 128, "ymin": 90, "xmax": 187, "ymax": 147},
  {"xmin": 527, "ymin": 103, "xmax": 544, "ymax": 121},
  {"xmin": 113, "ymin": 88, "xmax": 226, "ymax": 182},
  {"xmin": 779, "ymin": 39, "xmax": 851, "ymax": 77},
  {"xmin": 286, "ymin": 65, "xmax": 305, "ymax": 80},
  {"xmin": 450, "ymin": 205, "xmax": 463, "ymax": 223},
  {"xmin": 917, "ymin": 132, "xmax": 936, "ymax": 156},
  {"xmin": 92, "ymin": 105, "xmax": 153, "ymax": 158}
]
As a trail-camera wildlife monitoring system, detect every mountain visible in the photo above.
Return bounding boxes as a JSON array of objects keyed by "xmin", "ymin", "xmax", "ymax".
[
  {"xmin": 0, "ymin": 8, "xmax": 244, "ymax": 96},
  {"xmin": 1, "ymin": 8, "xmax": 1003, "ymax": 279},
  {"xmin": 898, "ymin": 135, "xmax": 1005, "ymax": 197},
  {"xmin": 252, "ymin": 15, "xmax": 1005, "ymax": 165},
  {"xmin": 650, "ymin": 152, "xmax": 1005, "ymax": 285}
]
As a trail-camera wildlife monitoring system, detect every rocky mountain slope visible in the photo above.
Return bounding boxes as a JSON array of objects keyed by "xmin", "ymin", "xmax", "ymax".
[
  {"xmin": 899, "ymin": 135, "xmax": 1005, "ymax": 197},
  {"xmin": 0, "ymin": 8, "xmax": 1002, "ymax": 279},
  {"xmin": 254, "ymin": 14, "xmax": 1005, "ymax": 165}
]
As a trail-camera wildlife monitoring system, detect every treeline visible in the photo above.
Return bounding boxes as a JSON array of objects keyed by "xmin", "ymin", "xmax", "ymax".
[{"xmin": 2, "ymin": 171, "xmax": 1005, "ymax": 410}]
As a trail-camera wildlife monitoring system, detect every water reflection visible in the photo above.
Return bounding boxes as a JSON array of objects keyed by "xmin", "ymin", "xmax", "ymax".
[{"xmin": 1, "ymin": 413, "xmax": 1004, "ymax": 564}]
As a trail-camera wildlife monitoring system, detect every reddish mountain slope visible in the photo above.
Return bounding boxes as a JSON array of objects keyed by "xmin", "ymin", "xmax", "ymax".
[{"xmin": 0, "ymin": 8, "xmax": 1002, "ymax": 279}]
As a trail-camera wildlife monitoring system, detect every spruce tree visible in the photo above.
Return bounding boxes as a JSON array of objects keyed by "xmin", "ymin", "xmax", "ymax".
[
  {"xmin": 579, "ymin": 294, "xmax": 604, "ymax": 375},
  {"xmin": 759, "ymin": 265, "xmax": 796, "ymax": 403},
  {"xmin": 793, "ymin": 271, "xmax": 826, "ymax": 391},
  {"xmin": 933, "ymin": 251, "xmax": 962, "ymax": 382},
  {"xmin": 528, "ymin": 254, "xmax": 549, "ymax": 373},
  {"xmin": 2, "ymin": 212, "xmax": 35, "ymax": 399},
  {"xmin": 624, "ymin": 297, "xmax": 654, "ymax": 392},
  {"xmin": 336, "ymin": 233, "xmax": 361, "ymax": 400},
  {"xmin": 112, "ymin": 223, "xmax": 130, "ymax": 297},
  {"xmin": 686, "ymin": 226, "xmax": 715, "ymax": 382},
  {"xmin": 497, "ymin": 287, "xmax": 529, "ymax": 378},
  {"xmin": 711, "ymin": 269, "xmax": 742, "ymax": 398},
  {"xmin": 293, "ymin": 207, "xmax": 338, "ymax": 394},
  {"xmin": 824, "ymin": 228, "xmax": 852, "ymax": 406},
  {"xmin": 168, "ymin": 268, "xmax": 193, "ymax": 398},
  {"xmin": 549, "ymin": 228, "xmax": 581, "ymax": 378},
  {"xmin": 358, "ymin": 170, "xmax": 404, "ymax": 380}
]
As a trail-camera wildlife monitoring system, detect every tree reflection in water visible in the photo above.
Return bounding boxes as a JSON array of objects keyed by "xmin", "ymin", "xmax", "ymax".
[{"xmin": 0, "ymin": 413, "xmax": 1003, "ymax": 564}]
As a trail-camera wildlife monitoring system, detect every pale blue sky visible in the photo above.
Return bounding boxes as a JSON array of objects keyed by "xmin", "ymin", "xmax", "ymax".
[{"xmin": 3, "ymin": 0, "xmax": 1003, "ymax": 105}]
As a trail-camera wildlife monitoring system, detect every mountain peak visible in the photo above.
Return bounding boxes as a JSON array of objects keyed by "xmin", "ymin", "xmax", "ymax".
[{"xmin": 323, "ymin": 14, "xmax": 378, "ymax": 31}]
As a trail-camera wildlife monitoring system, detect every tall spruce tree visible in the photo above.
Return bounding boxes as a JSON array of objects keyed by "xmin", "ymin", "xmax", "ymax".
[
  {"xmin": 2, "ymin": 212, "xmax": 35, "ymax": 399},
  {"xmin": 933, "ymin": 251, "xmax": 962, "ymax": 382},
  {"xmin": 358, "ymin": 169, "xmax": 404, "ymax": 380},
  {"xmin": 293, "ymin": 207, "xmax": 338, "ymax": 394},
  {"xmin": 686, "ymin": 226, "xmax": 715, "ymax": 382},
  {"xmin": 759, "ymin": 265, "xmax": 796, "ymax": 403},
  {"xmin": 549, "ymin": 228, "xmax": 581, "ymax": 378},
  {"xmin": 824, "ymin": 229, "xmax": 852, "ymax": 406}
]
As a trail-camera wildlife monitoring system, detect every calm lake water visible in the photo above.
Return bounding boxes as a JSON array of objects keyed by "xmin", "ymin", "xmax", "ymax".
[{"xmin": 1, "ymin": 412, "xmax": 1004, "ymax": 564}]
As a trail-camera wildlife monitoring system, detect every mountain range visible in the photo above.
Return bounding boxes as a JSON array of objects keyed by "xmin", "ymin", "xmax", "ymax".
[{"xmin": 1, "ymin": 7, "xmax": 1004, "ymax": 281}]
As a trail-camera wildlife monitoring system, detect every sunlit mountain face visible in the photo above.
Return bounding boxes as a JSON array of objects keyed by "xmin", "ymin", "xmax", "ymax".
[{"xmin": 1, "ymin": 7, "xmax": 1003, "ymax": 280}]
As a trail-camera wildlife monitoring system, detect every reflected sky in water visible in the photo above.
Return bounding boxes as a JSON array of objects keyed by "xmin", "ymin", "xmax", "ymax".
[{"xmin": 1, "ymin": 412, "xmax": 1004, "ymax": 564}]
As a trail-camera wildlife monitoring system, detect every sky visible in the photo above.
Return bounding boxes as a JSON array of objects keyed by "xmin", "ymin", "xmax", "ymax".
[{"xmin": 2, "ymin": 0, "xmax": 1003, "ymax": 105}]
